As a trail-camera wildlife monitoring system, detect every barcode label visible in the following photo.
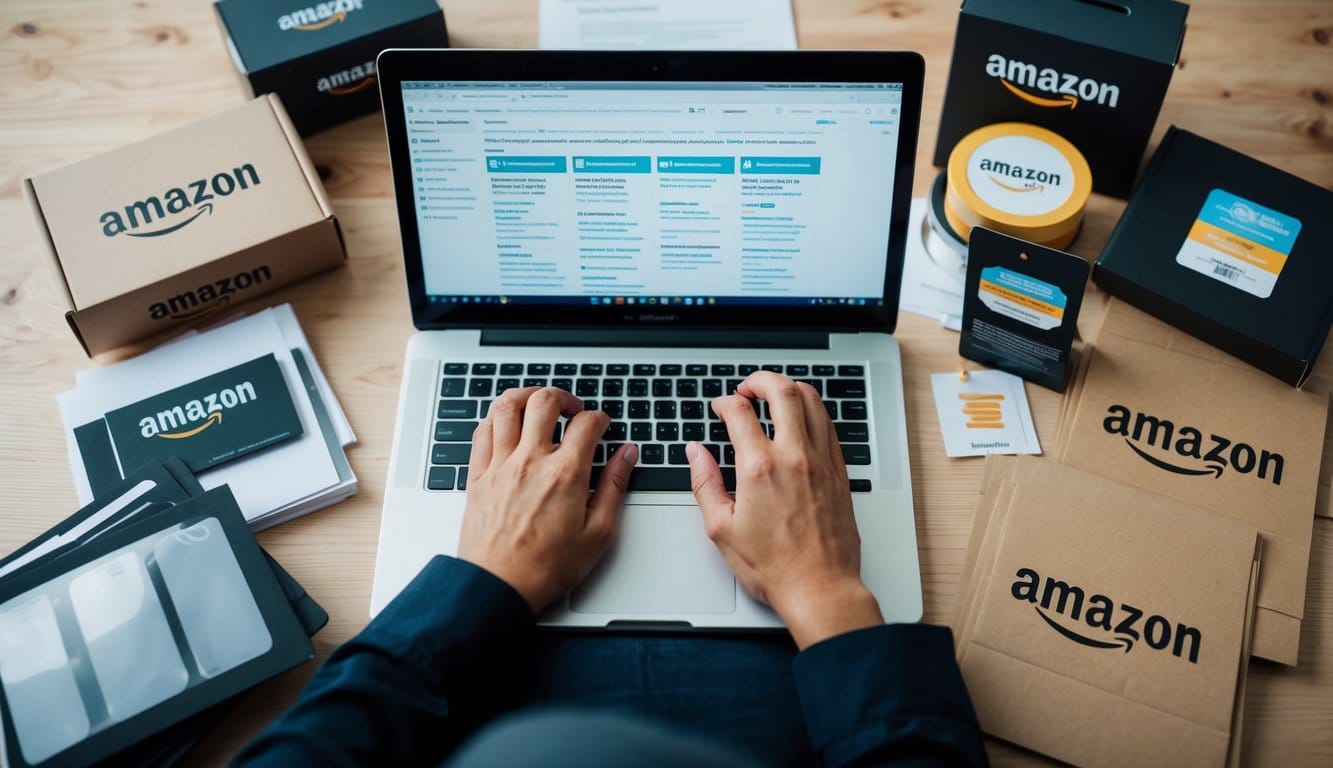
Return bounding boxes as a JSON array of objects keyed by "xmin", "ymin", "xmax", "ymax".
[{"xmin": 1212, "ymin": 263, "xmax": 1241, "ymax": 282}]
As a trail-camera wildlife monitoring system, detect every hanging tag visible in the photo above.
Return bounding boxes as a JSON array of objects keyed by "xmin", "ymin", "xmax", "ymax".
[{"xmin": 958, "ymin": 227, "xmax": 1089, "ymax": 391}]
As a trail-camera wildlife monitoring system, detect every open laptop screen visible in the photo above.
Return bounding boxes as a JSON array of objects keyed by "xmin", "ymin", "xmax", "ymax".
[{"xmin": 400, "ymin": 80, "xmax": 904, "ymax": 310}]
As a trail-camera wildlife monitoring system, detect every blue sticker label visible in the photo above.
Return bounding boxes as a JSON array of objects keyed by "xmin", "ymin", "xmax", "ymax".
[{"xmin": 1177, "ymin": 189, "xmax": 1302, "ymax": 299}]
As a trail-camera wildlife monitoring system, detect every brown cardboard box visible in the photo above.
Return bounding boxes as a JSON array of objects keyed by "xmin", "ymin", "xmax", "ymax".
[
  {"xmin": 1054, "ymin": 300, "xmax": 1327, "ymax": 665},
  {"xmin": 958, "ymin": 458, "xmax": 1259, "ymax": 768},
  {"xmin": 23, "ymin": 94, "xmax": 345, "ymax": 356}
]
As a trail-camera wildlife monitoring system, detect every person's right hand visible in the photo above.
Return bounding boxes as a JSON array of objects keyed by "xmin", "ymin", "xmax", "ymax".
[{"xmin": 686, "ymin": 372, "xmax": 884, "ymax": 650}]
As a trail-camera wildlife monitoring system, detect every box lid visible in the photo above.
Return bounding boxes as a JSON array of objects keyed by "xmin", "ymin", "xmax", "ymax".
[
  {"xmin": 962, "ymin": 0, "xmax": 1187, "ymax": 64},
  {"xmin": 1094, "ymin": 126, "xmax": 1333, "ymax": 381},
  {"xmin": 28, "ymin": 95, "xmax": 327, "ymax": 310},
  {"xmin": 216, "ymin": 0, "xmax": 441, "ymax": 74}
]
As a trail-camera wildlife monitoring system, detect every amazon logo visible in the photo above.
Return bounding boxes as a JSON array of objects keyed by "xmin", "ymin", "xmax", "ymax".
[
  {"xmin": 984, "ymin": 53, "xmax": 1121, "ymax": 110},
  {"xmin": 1011, "ymin": 567, "xmax": 1202, "ymax": 663},
  {"xmin": 976, "ymin": 158, "xmax": 1063, "ymax": 194},
  {"xmin": 317, "ymin": 61, "xmax": 376, "ymax": 96},
  {"xmin": 278, "ymin": 0, "xmax": 364, "ymax": 32},
  {"xmin": 147, "ymin": 266, "xmax": 270, "ymax": 321},
  {"xmin": 1103, "ymin": 405, "xmax": 1285, "ymax": 486},
  {"xmin": 99, "ymin": 164, "xmax": 261, "ymax": 238},
  {"xmin": 137, "ymin": 381, "xmax": 257, "ymax": 439}
]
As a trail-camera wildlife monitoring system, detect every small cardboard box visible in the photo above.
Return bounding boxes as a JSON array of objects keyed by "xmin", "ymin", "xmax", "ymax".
[
  {"xmin": 1053, "ymin": 300, "xmax": 1328, "ymax": 665},
  {"xmin": 958, "ymin": 458, "xmax": 1259, "ymax": 768},
  {"xmin": 215, "ymin": 0, "xmax": 449, "ymax": 136},
  {"xmin": 1094, "ymin": 127, "xmax": 1333, "ymax": 386},
  {"xmin": 23, "ymin": 94, "xmax": 346, "ymax": 357},
  {"xmin": 933, "ymin": 0, "xmax": 1187, "ymax": 198}
]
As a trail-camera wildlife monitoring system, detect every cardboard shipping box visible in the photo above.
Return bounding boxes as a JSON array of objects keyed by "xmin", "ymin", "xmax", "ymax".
[
  {"xmin": 215, "ymin": 0, "xmax": 449, "ymax": 136},
  {"xmin": 1053, "ymin": 300, "xmax": 1328, "ymax": 665},
  {"xmin": 23, "ymin": 94, "xmax": 346, "ymax": 357},
  {"xmin": 957, "ymin": 458, "xmax": 1260, "ymax": 768},
  {"xmin": 933, "ymin": 0, "xmax": 1187, "ymax": 198},
  {"xmin": 1094, "ymin": 127, "xmax": 1333, "ymax": 386}
]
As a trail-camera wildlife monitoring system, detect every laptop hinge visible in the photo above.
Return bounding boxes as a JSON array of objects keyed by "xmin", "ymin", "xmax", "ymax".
[{"xmin": 479, "ymin": 329, "xmax": 830, "ymax": 350}]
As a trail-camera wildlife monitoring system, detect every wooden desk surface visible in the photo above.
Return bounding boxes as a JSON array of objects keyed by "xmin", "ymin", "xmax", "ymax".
[{"xmin": 1, "ymin": 0, "xmax": 1330, "ymax": 764}]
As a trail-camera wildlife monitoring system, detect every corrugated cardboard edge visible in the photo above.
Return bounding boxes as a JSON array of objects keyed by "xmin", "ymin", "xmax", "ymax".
[
  {"xmin": 22, "ymin": 177, "xmax": 94, "ymax": 355},
  {"xmin": 1227, "ymin": 553, "xmax": 1261, "ymax": 768}
]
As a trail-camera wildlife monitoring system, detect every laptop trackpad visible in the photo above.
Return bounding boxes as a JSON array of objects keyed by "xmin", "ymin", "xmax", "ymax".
[{"xmin": 570, "ymin": 504, "xmax": 736, "ymax": 617}]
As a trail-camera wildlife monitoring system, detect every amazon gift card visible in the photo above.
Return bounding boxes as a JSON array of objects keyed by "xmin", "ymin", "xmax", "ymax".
[{"xmin": 96, "ymin": 354, "xmax": 302, "ymax": 475}]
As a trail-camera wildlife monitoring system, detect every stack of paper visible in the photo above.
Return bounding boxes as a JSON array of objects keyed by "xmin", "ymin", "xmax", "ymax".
[
  {"xmin": 956, "ymin": 456, "xmax": 1259, "ymax": 768},
  {"xmin": 57, "ymin": 305, "xmax": 356, "ymax": 530},
  {"xmin": 539, "ymin": 0, "xmax": 797, "ymax": 50}
]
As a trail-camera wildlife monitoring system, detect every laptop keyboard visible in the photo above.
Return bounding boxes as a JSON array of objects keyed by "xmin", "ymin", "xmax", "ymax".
[{"xmin": 426, "ymin": 361, "xmax": 874, "ymax": 494}]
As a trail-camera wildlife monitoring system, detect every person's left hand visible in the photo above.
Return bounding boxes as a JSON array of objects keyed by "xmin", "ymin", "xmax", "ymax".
[{"xmin": 457, "ymin": 386, "xmax": 638, "ymax": 614}]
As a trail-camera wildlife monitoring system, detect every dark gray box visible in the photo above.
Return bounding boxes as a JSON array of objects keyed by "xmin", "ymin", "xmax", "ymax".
[
  {"xmin": 933, "ymin": 0, "xmax": 1187, "ymax": 198},
  {"xmin": 215, "ymin": 0, "xmax": 448, "ymax": 136},
  {"xmin": 1094, "ymin": 127, "xmax": 1333, "ymax": 386}
]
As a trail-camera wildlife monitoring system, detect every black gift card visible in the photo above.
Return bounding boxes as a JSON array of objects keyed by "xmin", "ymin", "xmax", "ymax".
[
  {"xmin": 959, "ymin": 227, "xmax": 1088, "ymax": 391},
  {"xmin": 102, "ymin": 354, "xmax": 302, "ymax": 475},
  {"xmin": 0, "ymin": 487, "xmax": 313, "ymax": 768}
]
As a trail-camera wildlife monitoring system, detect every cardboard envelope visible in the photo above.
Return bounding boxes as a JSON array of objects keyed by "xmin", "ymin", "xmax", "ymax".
[
  {"xmin": 1091, "ymin": 299, "xmax": 1333, "ymax": 521},
  {"xmin": 1055, "ymin": 308, "xmax": 1326, "ymax": 665},
  {"xmin": 958, "ymin": 458, "xmax": 1259, "ymax": 768}
]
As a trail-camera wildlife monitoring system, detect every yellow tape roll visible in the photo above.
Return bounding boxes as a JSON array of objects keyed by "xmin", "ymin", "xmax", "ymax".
[{"xmin": 945, "ymin": 122, "xmax": 1091, "ymax": 248}]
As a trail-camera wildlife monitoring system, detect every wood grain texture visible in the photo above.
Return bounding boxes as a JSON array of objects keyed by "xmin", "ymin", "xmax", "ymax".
[{"xmin": 0, "ymin": 0, "xmax": 1330, "ymax": 765}]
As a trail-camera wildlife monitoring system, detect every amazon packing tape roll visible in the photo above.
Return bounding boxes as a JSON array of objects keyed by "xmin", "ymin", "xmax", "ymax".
[{"xmin": 944, "ymin": 123, "xmax": 1091, "ymax": 250}]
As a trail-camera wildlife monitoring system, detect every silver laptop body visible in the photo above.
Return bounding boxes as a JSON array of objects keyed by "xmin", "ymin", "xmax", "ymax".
[{"xmin": 370, "ymin": 49, "xmax": 926, "ymax": 629}]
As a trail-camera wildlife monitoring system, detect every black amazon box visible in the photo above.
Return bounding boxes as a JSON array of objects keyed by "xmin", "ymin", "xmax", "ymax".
[
  {"xmin": 215, "ymin": 0, "xmax": 448, "ymax": 136},
  {"xmin": 1094, "ymin": 126, "xmax": 1333, "ymax": 387},
  {"xmin": 933, "ymin": 0, "xmax": 1187, "ymax": 198}
]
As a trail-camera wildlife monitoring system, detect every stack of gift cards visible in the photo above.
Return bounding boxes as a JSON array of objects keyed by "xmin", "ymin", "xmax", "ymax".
[
  {"xmin": 57, "ymin": 305, "xmax": 356, "ymax": 530},
  {"xmin": 0, "ymin": 458, "xmax": 326, "ymax": 767}
]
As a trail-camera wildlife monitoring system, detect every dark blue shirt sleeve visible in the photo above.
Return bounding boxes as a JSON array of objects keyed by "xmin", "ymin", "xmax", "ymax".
[
  {"xmin": 233, "ymin": 555, "xmax": 535, "ymax": 767},
  {"xmin": 792, "ymin": 624, "xmax": 988, "ymax": 768}
]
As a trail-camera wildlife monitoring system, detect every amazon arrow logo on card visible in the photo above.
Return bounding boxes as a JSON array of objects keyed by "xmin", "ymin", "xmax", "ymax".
[
  {"xmin": 278, "ymin": 0, "xmax": 363, "ymax": 31},
  {"xmin": 138, "ymin": 381, "xmax": 256, "ymax": 439}
]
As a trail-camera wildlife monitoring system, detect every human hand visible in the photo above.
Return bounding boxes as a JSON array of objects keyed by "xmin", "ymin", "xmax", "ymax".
[
  {"xmin": 686, "ymin": 372, "xmax": 882, "ymax": 649},
  {"xmin": 458, "ymin": 386, "xmax": 638, "ymax": 614}
]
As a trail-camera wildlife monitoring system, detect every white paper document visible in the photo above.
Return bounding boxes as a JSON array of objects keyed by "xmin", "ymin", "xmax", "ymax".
[
  {"xmin": 540, "ymin": 0, "xmax": 797, "ymax": 49},
  {"xmin": 899, "ymin": 198, "xmax": 967, "ymax": 328},
  {"xmin": 930, "ymin": 370, "xmax": 1041, "ymax": 458},
  {"xmin": 57, "ymin": 305, "xmax": 356, "ymax": 529}
]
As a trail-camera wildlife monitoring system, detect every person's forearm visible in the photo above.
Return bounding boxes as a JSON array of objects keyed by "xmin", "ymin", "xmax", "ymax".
[
  {"xmin": 235, "ymin": 556, "xmax": 536, "ymax": 767},
  {"xmin": 792, "ymin": 624, "xmax": 988, "ymax": 768}
]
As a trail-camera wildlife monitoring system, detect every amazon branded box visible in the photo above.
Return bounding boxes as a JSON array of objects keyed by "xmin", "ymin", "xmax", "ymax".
[
  {"xmin": 214, "ymin": 0, "xmax": 449, "ymax": 136},
  {"xmin": 1052, "ymin": 299, "xmax": 1329, "ymax": 665},
  {"xmin": 957, "ymin": 457, "xmax": 1259, "ymax": 768},
  {"xmin": 23, "ymin": 94, "xmax": 346, "ymax": 357},
  {"xmin": 1094, "ymin": 127, "xmax": 1333, "ymax": 386},
  {"xmin": 933, "ymin": 0, "xmax": 1188, "ymax": 197}
]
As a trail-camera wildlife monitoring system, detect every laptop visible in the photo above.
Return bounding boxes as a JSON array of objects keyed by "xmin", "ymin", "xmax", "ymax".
[{"xmin": 371, "ymin": 49, "xmax": 925, "ymax": 629}]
